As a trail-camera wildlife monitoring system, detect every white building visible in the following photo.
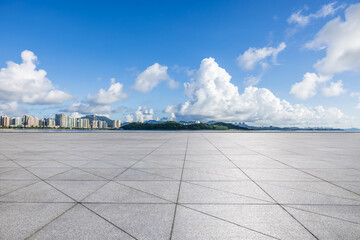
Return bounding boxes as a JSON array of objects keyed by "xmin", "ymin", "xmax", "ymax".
[{"xmin": 113, "ymin": 120, "xmax": 121, "ymax": 128}]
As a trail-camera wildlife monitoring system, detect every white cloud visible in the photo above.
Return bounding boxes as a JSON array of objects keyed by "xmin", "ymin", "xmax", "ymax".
[
  {"xmin": 291, "ymin": 3, "xmax": 360, "ymax": 100},
  {"xmin": 167, "ymin": 78, "xmax": 179, "ymax": 89},
  {"xmin": 67, "ymin": 78, "xmax": 127, "ymax": 116},
  {"xmin": 166, "ymin": 58, "xmax": 355, "ymax": 127},
  {"xmin": 125, "ymin": 106, "xmax": 154, "ymax": 123},
  {"xmin": 322, "ymin": 80, "xmax": 346, "ymax": 97},
  {"xmin": 290, "ymin": 72, "xmax": 329, "ymax": 100},
  {"xmin": 124, "ymin": 114, "xmax": 134, "ymax": 123},
  {"xmin": 133, "ymin": 63, "xmax": 178, "ymax": 93},
  {"xmin": 0, "ymin": 101, "xmax": 22, "ymax": 116},
  {"xmin": 70, "ymin": 112, "xmax": 85, "ymax": 118},
  {"xmin": 87, "ymin": 78, "xmax": 127, "ymax": 105},
  {"xmin": 67, "ymin": 102, "xmax": 112, "ymax": 116},
  {"xmin": 244, "ymin": 75, "xmax": 262, "ymax": 86},
  {"xmin": 0, "ymin": 50, "xmax": 73, "ymax": 106},
  {"xmin": 306, "ymin": 3, "xmax": 360, "ymax": 75},
  {"xmin": 237, "ymin": 42, "xmax": 286, "ymax": 71},
  {"xmin": 169, "ymin": 112, "xmax": 176, "ymax": 121},
  {"xmin": 288, "ymin": 2, "xmax": 344, "ymax": 27}
]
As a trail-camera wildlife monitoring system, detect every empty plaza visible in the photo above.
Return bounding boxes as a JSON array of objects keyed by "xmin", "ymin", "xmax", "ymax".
[{"xmin": 0, "ymin": 132, "xmax": 359, "ymax": 239}]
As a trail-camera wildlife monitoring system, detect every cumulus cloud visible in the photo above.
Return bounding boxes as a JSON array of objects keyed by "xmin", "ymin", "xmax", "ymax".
[
  {"xmin": 125, "ymin": 106, "xmax": 154, "ymax": 123},
  {"xmin": 291, "ymin": 4, "xmax": 360, "ymax": 100},
  {"xmin": 305, "ymin": 3, "xmax": 360, "ymax": 75},
  {"xmin": 288, "ymin": 2, "xmax": 344, "ymax": 27},
  {"xmin": 0, "ymin": 50, "xmax": 73, "ymax": 109},
  {"xmin": 0, "ymin": 101, "xmax": 22, "ymax": 116},
  {"xmin": 169, "ymin": 112, "xmax": 176, "ymax": 121},
  {"xmin": 70, "ymin": 112, "xmax": 85, "ymax": 118},
  {"xmin": 67, "ymin": 78, "xmax": 127, "ymax": 116},
  {"xmin": 237, "ymin": 42, "xmax": 286, "ymax": 71},
  {"xmin": 290, "ymin": 72, "xmax": 330, "ymax": 100},
  {"xmin": 166, "ymin": 57, "xmax": 354, "ymax": 127},
  {"xmin": 291, "ymin": 75, "xmax": 347, "ymax": 99},
  {"xmin": 87, "ymin": 78, "xmax": 127, "ymax": 105},
  {"xmin": 67, "ymin": 102, "xmax": 112, "ymax": 116},
  {"xmin": 322, "ymin": 80, "xmax": 346, "ymax": 97},
  {"xmin": 133, "ymin": 63, "xmax": 178, "ymax": 93}
]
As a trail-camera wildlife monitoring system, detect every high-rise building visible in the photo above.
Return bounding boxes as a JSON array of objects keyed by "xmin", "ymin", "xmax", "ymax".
[
  {"xmin": 33, "ymin": 117, "xmax": 39, "ymax": 127},
  {"xmin": 68, "ymin": 116, "xmax": 76, "ymax": 128},
  {"xmin": 1, "ymin": 115, "xmax": 11, "ymax": 127},
  {"xmin": 23, "ymin": 115, "xmax": 36, "ymax": 127},
  {"xmin": 11, "ymin": 117, "xmax": 22, "ymax": 127},
  {"xmin": 55, "ymin": 114, "xmax": 67, "ymax": 127},
  {"xmin": 45, "ymin": 118, "xmax": 55, "ymax": 128},
  {"xmin": 91, "ymin": 120, "xmax": 98, "ymax": 128},
  {"xmin": 83, "ymin": 119, "xmax": 90, "ymax": 128},
  {"xmin": 76, "ymin": 118, "xmax": 90, "ymax": 128},
  {"xmin": 113, "ymin": 120, "xmax": 121, "ymax": 128},
  {"xmin": 98, "ymin": 120, "xmax": 108, "ymax": 129},
  {"xmin": 39, "ymin": 119, "xmax": 46, "ymax": 127}
]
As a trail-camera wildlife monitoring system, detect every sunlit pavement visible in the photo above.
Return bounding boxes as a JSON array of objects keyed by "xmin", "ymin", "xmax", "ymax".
[{"xmin": 0, "ymin": 132, "xmax": 359, "ymax": 239}]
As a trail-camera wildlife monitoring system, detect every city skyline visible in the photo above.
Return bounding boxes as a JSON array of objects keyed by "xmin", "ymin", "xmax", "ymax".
[
  {"xmin": 0, "ymin": 113, "xmax": 121, "ymax": 129},
  {"xmin": 1, "ymin": 1, "xmax": 360, "ymax": 128}
]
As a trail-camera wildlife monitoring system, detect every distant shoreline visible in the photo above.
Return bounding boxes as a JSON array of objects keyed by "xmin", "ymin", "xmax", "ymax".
[
  {"xmin": 0, "ymin": 120, "xmax": 356, "ymax": 132},
  {"xmin": 0, "ymin": 129, "xmax": 352, "ymax": 133}
]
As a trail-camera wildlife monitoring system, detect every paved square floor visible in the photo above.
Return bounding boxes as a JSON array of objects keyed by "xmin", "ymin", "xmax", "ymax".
[{"xmin": 0, "ymin": 132, "xmax": 359, "ymax": 239}]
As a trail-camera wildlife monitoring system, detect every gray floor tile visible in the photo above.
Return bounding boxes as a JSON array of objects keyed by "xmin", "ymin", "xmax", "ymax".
[
  {"xmin": 85, "ymin": 203, "xmax": 175, "ymax": 240},
  {"xmin": 1, "ymin": 132, "xmax": 359, "ymax": 239},
  {"xmin": 47, "ymin": 180, "xmax": 107, "ymax": 201},
  {"xmin": 0, "ymin": 179, "xmax": 38, "ymax": 196},
  {"xmin": 179, "ymin": 181, "xmax": 273, "ymax": 204},
  {"xmin": 0, "ymin": 181, "xmax": 74, "ymax": 203},
  {"xmin": 26, "ymin": 167, "xmax": 72, "ymax": 179},
  {"xmin": 29, "ymin": 204, "xmax": 134, "ymax": 240},
  {"xmin": 171, "ymin": 205, "xmax": 276, "ymax": 240},
  {"xmin": 0, "ymin": 202, "xmax": 74, "ymax": 240},
  {"xmin": 118, "ymin": 180, "xmax": 180, "ymax": 202},
  {"xmin": 184, "ymin": 204, "xmax": 317, "ymax": 240},
  {"xmin": 284, "ymin": 205, "xmax": 360, "ymax": 240},
  {"xmin": 115, "ymin": 168, "xmax": 180, "ymax": 181},
  {"xmin": 47, "ymin": 169, "xmax": 106, "ymax": 181},
  {"xmin": 83, "ymin": 181, "xmax": 169, "ymax": 203},
  {"xmin": 182, "ymin": 168, "xmax": 249, "ymax": 180},
  {"xmin": 258, "ymin": 181, "xmax": 360, "ymax": 204},
  {"xmin": 242, "ymin": 168, "xmax": 319, "ymax": 181}
]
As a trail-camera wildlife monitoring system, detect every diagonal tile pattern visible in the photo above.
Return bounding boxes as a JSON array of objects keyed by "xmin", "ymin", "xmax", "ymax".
[{"xmin": 0, "ymin": 132, "xmax": 359, "ymax": 239}]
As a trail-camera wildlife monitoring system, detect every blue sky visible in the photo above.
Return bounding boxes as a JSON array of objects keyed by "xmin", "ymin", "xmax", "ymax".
[{"xmin": 1, "ymin": 0, "xmax": 360, "ymax": 127}]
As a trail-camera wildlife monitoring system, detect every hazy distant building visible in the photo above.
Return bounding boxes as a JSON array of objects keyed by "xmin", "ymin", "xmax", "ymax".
[
  {"xmin": 45, "ymin": 118, "xmax": 55, "ymax": 128},
  {"xmin": 55, "ymin": 114, "xmax": 68, "ymax": 128},
  {"xmin": 33, "ymin": 117, "xmax": 39, "ymax": 127},
  {"xmin": 39, "ymin": 119, "xmax": 46, "ymax": 127},
  {"xmin": 113, "ymin": 120, "xmax": 121, "ymax": 128},
  {"xmin": 98, "ymin": 120, "xmax": 108, "ymax": 129},
  {"xmin": 91, "ymin": 120, "xmax": 98, "ymax": 129},
  {"xmin": 11, "ymin": 117, "xmax": 22, "ymax": 127},
  {"xmin": 68, "ymin": 116, "xmax": 76, "ymax": 128},
  {"xmin": 23, "ymin": 115, "xmax": 37, "ymax": 127},
  {"xmin": 76, "ymin": 118, "xmax": 89, "ymax": 129},
  {"xmin": 83, "ymin": 119, "xmax": 90, "ymax": 128},
  {"xmin": 1, "ymin": 115, "xmax": 11, "ymax": 127}
]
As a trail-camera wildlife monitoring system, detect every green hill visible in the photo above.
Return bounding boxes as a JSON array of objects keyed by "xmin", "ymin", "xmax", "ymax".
[{"xmin": 121, "ymin": 121, "xmax": 248, "ymax": 130}]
